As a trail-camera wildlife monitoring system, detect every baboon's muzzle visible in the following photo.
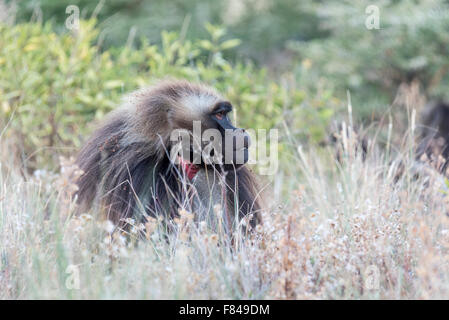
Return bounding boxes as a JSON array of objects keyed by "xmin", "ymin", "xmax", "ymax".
[{"xmin": 222, "ymin": 127, "xmax": 250, "ymax": 170}]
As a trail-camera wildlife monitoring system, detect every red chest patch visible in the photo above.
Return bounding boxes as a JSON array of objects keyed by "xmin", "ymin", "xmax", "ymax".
[{"xmin": 178, "ymin": 157, "xmax": 200, "ymax": 180}]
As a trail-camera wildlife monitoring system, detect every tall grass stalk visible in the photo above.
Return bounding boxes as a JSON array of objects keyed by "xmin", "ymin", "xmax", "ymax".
[{"xmin": 1, "ymin": 120, "xmax": 449, "ymax": 299}]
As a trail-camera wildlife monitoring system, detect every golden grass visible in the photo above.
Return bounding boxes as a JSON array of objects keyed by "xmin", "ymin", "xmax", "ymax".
[{"xmin": 1, "ymin": 121, "xmax": 449, "ymax": 299}]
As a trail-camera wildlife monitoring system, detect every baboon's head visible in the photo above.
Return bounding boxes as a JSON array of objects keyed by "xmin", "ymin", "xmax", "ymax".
[{"xmin": 135, "ymin": 80, "xmax": 251, "ymax": 171}]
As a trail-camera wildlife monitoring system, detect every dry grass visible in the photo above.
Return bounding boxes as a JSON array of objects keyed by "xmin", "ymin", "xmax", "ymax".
[{"xmin": 1, "ymin": 119, "xmax": 449, "ymax": 299}]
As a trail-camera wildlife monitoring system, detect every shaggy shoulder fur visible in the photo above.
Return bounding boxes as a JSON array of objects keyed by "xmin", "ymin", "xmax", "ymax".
[{"xmin": 75, "ymin": 80, "xmax": 262, "ymax": 229}]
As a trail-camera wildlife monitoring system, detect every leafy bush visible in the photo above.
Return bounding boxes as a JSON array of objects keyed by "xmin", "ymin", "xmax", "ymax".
[
  {"xmin": 0, "ymin": 20, "xmax": 337, "ymax": 169},
  {"xmin": 14, "ymin": 0, "xmax": 324, "ymax": 63},
  {"xmin": 289, "ymin": 0, "xmax": 449, "ymax": 120},
  {"xmin": 1, "ymin": 20, "xmax": 129, "ymax": 168}
]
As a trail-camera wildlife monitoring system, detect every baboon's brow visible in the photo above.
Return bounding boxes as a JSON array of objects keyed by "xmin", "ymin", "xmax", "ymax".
[{"xmin": 212, "ymin": 101, "xmax": 233, "ymax": 113}]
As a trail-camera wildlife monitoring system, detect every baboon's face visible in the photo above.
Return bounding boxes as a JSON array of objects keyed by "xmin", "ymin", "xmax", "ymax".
[
  {"xmin": 172, "ymin": 94, "xmax": 251, "ymax": 170},
  {"xmin": 207, "ymin": 101, "xmax": 251, "ymax": 170}
]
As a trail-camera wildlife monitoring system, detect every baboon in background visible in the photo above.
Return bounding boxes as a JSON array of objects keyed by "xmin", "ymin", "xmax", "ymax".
[
  {"xmin": 75, "ymin": 80, "xmax": 262, "ymax": 232},
  {"xmin": 417, "ymin": 101, "xmax": 449, "ymax": 174}
]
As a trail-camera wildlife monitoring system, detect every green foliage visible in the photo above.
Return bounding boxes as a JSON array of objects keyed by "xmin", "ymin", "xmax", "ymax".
[
  {"xmin": 15, "ymin": 0, "xmax": 226, "ymax": 49},
  {"xmin": 0, "ymin": 20, "xmax": 337, "ymax": 169},
  {"xmin": 0, "ymin": 20, "xmax": 131, "ymax": 168},
  {"xmin": 228, "ymin": 0, "xmax": 327, "ymax": 61},
  {"xmin": 14, "ymin": 0, "xmax": 324, "ymax": 62},
  {"xmin": 288, "ymin": 0, "xmax": 449, "ymax": 120}
]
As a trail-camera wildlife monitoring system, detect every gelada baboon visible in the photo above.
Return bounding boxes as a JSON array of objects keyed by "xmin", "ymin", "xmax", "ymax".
[
  {"xmin": 75, "ymin": 80, "xmax": 262, "ymax": 232},
  {"xmin": 417, "ymin": 101, "xmax": 449, "ymax": 173}
]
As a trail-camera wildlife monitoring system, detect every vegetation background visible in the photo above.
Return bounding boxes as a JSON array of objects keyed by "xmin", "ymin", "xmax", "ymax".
[{"xmin": 1, "ymin": 0, "xmax": 449, "ymax": 299}]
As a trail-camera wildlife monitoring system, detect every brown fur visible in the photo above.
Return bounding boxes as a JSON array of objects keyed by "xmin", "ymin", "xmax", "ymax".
[
  {"xmin": 75, "ymin": 80, "xmax": 262, "ymax": 231},
  {"xmin": 417, "ymin": 101, "xmax": 449, "ymax": 173}
]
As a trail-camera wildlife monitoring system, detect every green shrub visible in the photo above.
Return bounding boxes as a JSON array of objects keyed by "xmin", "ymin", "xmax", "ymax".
[
  {"xmin": 288, "ymin": 1, "xmax": 449, "ymax": 121},
  {"xmin": 14, "ymin": 0, "xmax": 325, "ymax": 63},
  {"xmin": 0, "ymin": 20, "xmax": 337, "ymax": 169}
]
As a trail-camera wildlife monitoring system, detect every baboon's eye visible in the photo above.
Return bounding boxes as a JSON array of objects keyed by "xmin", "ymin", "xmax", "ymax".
[{"xmin": 215, "ymin": 112, "xmax": 225, "ymax": 120}]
